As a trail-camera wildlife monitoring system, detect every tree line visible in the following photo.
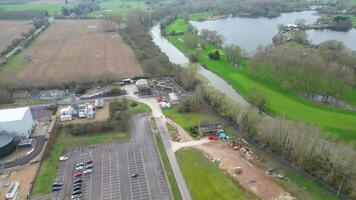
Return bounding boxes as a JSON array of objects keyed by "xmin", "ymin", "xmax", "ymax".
[
  {"xmin": 252, "ymin": 45, "xmax": 354, "ymax": 104},
  {"xmin": 151, "ymin": 0, "xmax": 311, "ymax": 21}
]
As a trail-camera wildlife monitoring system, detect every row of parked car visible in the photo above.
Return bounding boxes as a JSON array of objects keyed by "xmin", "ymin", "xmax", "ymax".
[{"xmin": 71, "ymin": 159, "xmax": 93, "ymax": 199}]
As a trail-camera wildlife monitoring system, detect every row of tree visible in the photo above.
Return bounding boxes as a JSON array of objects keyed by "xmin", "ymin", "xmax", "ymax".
[
  {"xmin": 252, "ymin": 45, "xmax": 354, "ymax": 103},
  {"xmin": 151, "ymin": 0, "xmax": 311, "ymax": 20}
]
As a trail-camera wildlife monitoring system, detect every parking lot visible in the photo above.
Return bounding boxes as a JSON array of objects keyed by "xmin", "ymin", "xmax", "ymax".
[{"xmin": 52, "ymin": 115, "xmax": 171, "ymax": 200}]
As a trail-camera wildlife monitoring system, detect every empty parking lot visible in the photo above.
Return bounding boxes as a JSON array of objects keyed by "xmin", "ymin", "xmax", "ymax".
[{"xmin": 52, "ymin": 114, "xmax": 171, "ymax": 200}]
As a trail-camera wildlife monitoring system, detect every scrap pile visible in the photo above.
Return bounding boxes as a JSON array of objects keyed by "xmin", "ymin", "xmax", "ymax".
[{"xmin": 230, "ymin": 138, "xmax": 254, "ymax": 160}]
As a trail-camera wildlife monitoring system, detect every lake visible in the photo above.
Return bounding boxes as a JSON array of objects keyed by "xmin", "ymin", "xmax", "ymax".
[{"xmin": 191, "ymin": 11, "xmax": 356, "ymax": 52}]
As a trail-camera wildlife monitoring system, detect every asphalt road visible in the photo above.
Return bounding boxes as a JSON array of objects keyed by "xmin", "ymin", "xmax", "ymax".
[
  {"xmin": 134, "ymin": 98, "xmax": 192, "ymax": 200},
  {"xmin": 0, "ymin": 136, "xmax": 45, "ymax": 169},
  {"xmin": 53, "ymin": 115, "xmax": 171, "ymax": 200}
]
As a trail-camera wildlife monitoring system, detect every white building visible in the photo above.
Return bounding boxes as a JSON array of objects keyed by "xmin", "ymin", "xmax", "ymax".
[
  {"xmin": 168, "ymin": 93, "xmax": 179, "ymax": 104},
  {"xmin": 0, "ymin": 107, "xmax": 34, "ymax": 139}
]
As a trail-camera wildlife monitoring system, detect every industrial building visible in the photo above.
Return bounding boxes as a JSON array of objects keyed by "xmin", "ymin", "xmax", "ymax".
[
  {"xmin": 0, "ymin": 134, "xmax": 16, "ymax": 158},
  {"xmin": 0, "ymin": 107, "xmax": 34, "ymax": 139}
]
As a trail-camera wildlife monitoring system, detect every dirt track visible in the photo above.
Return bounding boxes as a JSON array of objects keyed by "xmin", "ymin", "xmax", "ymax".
[
  {"xmin": 0, "ymin": 20, "xmax": 33, "ymax": 53},
  {"xmin": 14, "ymin": 19, "xmax": 143, "ymax": 86}
]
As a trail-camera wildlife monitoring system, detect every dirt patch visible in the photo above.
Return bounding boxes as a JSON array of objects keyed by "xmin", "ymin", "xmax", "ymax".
[
  {"xmin": 195, "ymin": 142, "xmax": 294, "ymax": 200},
  {"xmin": 10, "ymin": 19, "xmax": 143, "ymax": 86},
  {"xmin": 0, "ymin": 20, "xmax": 33, "ymax": 53},
  {"xmin": 0, "ymin": 163, "xmax": 39, "ymax": 200}
]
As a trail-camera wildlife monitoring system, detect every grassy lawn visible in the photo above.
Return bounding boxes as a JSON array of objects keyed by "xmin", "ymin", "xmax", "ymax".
[
  {"xmin": 164, "ymin": 18, "xmax": 188, "ymax": 34},
  {"xmin": 176, "ymin": 148, "xmax": 256, "ymax": 200},
  {"xmin": 0, "ymin": 2, "xmax": 75, "ymax": 15},
  {"xmin": 32, "ymin": 131, "xmax": 130, "ymax": 195},
  {"xmin": 88, "ymin": 0, "xmax": 146, "ymax": 19},
  {"xmin": 0, "ymin": 53, "xmax": 25, "ymax": 80},
  {"xmin": 163, "ymin": 106, "xmax": 238, "ymax": 138},
  {"xmin": 190, "ymin": 11, "xmax": 212, "ymax": 21},
  {"xmin": 127, "ymin": 99, "xmax": 151, "ymax": 115},
  {"xmin": 164, "ymin": 19, "xmax": 356, "ymax": 142},
  {"xmin": 155, "ymin": 133, "xmax": 182, "ymax": 200}
]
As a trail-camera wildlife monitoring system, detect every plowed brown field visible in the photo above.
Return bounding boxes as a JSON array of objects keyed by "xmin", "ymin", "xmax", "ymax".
[
  {"xmin": 13, "ymin": 19, "xmax": 143, "ymax": 86},
  {"xmin": 0, "ymin": 20, "xmax": 33, "ymax": 53}
]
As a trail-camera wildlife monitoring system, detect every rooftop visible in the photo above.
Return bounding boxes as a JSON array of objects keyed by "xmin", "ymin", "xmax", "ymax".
[{"xmin": 0, "ymin": 107, "xmax": 30, "ymax": 123}]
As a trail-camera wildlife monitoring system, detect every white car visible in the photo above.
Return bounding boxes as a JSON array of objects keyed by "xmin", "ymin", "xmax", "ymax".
[
  {"xmin": 75, "ymin": 166, "xmax": 84, "ymax": 171},
  {"xmin": 59, "ymin": 156, "xmax": 68, "ymax": 161},
  {"xmin": 84, "ymin": 169, "xmax": 93, "ymax": 174}
]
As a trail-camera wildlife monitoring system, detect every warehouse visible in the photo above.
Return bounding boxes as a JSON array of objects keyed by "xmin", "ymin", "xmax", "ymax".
[
  {"xmin": 0, "ymin": 107, "xmax": 34, "ymax": 139},
  {"xmin": 0, "ymin": 134, "xmax": 16, "ymax": 158}
]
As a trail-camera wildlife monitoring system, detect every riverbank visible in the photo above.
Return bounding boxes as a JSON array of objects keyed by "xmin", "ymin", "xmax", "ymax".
[{"xmin": 161, "ymin": 18, "xmax": 356, "ymax": 142}]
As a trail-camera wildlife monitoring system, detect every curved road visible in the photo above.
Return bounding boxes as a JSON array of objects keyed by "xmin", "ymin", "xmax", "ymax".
[{"xmin": 0, "ymin": 136, "xmax": 45, "ymax": 169}]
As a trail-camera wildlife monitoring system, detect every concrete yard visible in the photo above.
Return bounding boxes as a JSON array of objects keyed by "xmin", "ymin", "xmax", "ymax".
[{"xmin": 52, "ymin": 114, "xmax": 171, "ymax": 200}]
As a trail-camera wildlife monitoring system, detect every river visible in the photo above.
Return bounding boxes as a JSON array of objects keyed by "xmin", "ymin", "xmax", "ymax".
[
  {"xmin": 150, "ymin": 25, "xmax": 249, "ymax": 106},
  {"xmin": 190, "ymin": 11, "xmax": 356, "ymax": 52}
]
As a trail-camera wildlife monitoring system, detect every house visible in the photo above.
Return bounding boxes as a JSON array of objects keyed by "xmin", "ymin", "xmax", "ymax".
[
  {"xmin": 0, "ymin": 107, "xmax": 34, "ymax": 139},
  {"xmin": 198, "ymin": 122, "xmax": 223, "ymax": 136}
]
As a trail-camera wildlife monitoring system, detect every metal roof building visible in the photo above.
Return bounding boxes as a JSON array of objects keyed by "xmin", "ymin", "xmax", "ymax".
[{"xmin": 0, "ymin": 107, "xmax": 34, "ymax": 139}]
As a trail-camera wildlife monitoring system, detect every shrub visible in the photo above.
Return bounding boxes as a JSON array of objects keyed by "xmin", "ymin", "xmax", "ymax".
[{"xmin": 208, "ymin": 50, "xmax": 220, "ymax": 60}]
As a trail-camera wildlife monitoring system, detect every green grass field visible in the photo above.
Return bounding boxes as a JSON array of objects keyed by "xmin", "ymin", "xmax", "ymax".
[
  {"xmin": 0, "ymin": 53, "xmax": 25, "ymax": 80},
  {"xmin": 176, "ymin": 148, "xmax": 255, "ymax": 200},
  {"xmin": 0, "ymin": 2, "xmax": 75, "ymax": 15},
  {"xmin": 155, "ymin": 133, "xmax": 182, "ymax": 200},
  {"xmin": 32, "ymin": 131, "xmax": 130, "ymax": 195},
  {"xmin": 164, "ymin": 18, "xmax": 188, "ymax": 34},
  {"xmin": 88, "ymin": 0, "xmax": 146, "ymax": 19},
  {"xmin": 190, "ymin": 11, "xmax": 212, "ymax": 21},
  {"xmin": 164, "ymin": 19, "xmax": 356, "ymax": 141}
]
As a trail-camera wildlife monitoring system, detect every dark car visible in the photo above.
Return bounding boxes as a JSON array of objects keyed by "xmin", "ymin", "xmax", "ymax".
[
  {"xmin": 73, "ymin": 188, "xmax": 81, "ymax": 193},
  {"xmin": 52, "ymin": 183, "xmax": 63, "ymax": 187},
  {"xmin": 74, "ymin": 179, "xmax": 82, "ymax": 184},
  {"xmin": 73, "ymin": 182, "xmax": 82, "ymax": 187},
  {"xmin": 130, "ymin": 173, "xmax": 138, "ymax": 178},
  {"xmin": 52, "ymin": 186, "xmax": 62, "ymax": 192},
  {"xmin": 85, "ymin": 160, "xmax": 92, "ymax": 165},
  {"xmin": 72, "ymin": 190, "xmax": 82, "ymax": 195}
]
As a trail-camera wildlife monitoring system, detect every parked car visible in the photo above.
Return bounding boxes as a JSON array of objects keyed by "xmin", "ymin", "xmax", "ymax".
[
  {"xmin": 85, "ymin": 160, "xmax": 92, "ymax": 165},
  {"xmin": 73, "ymin": 188, "xmax": 81, "ymax": 193},
  {"xmin": 76, "ymin": 162, "xmax": 84, "ymax": 167},
  {"xmin": 85, "ymin": 164, "xmax": 93, "ymax": 169},
  {"xmin": 73, "ymin": 182, "xmax": 82, "ymax": 187},
  {"xmin": 84, "ymin": 169, "xmax": 93, "ymax": 174},
  {"xmin": 52, "ymin": 186, "xmax": 62, "ymax": 192},
  {"xmin": 74, "ymin": 172, "xmax": 82, "ymax": 177},
  {"xmin": 52, "ymin": 182, "xmax": 63, "ymax": 187},
  {"xmin": 74, "ymin": 179, "xmax": 82, "ymax": 184},
  {"xmin": 59, "ymin": 156, "xmax": 68, "ymax": 161},
  {"xmin": 71, "ymin": 194, "xmax": 82, "ymax": 199},
  {"xmin": 72, "ymin": 190, "xmax": 82, "ymax": 195},
  {"xmin": 75, "ymin": 166, "xmax": 84, "ymax": 171},
  {"xmin": 130, "ymin": 173, "xmax": 138, "ymax": 178}
]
